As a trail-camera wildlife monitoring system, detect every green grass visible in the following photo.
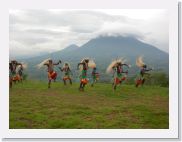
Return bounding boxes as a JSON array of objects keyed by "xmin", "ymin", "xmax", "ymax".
[{"xmin": 9, "ymin": 80, "xmax": 169, "ymax": 129}]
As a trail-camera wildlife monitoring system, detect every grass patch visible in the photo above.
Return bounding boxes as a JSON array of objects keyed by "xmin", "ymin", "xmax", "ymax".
[{"xmin": 10, "ymin": 81, "xmax": 169, "ymax": 129}]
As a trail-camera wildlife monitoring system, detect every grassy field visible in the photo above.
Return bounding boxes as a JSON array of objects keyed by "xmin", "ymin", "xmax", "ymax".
[{"xmin": 9, "ymin": 80, "xmax": 169, "ymax": 129}]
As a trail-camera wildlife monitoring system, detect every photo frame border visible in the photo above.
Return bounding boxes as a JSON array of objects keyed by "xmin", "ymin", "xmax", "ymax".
[{"xmin": 0, "ymin": 0, "xmax": 179, "ymax": 139}]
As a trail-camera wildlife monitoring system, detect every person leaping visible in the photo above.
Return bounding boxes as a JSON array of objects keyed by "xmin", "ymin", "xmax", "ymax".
[
  {"xmin": 37, "ymin": 58, "xmax": 61, "ymax": 88},
  {"xmin": 106, "ymin": 58, "xmax": 130, "ymax": 90},
  {"xmin": 135, "ymin": 56, "xmax": 152, "ymax": 87}
]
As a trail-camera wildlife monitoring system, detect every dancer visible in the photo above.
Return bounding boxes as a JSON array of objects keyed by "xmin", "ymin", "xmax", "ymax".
[
  {"xmin": 91, "ymin": 67, "xmax": 99, "ymax": 87},
  {"xmin": 106, "ymin": 58, "xmax": 129, "ymax": 90},
  {"xmin": 37, "ymin": 58, "xmax": 61, "ymax": 88},
  {"xmin": 59, "ymin": 62, "xmax": 72, "ymax": 85},
  {"xmin": 16, "ymin": 64, "xmax": 26, "ymax": 83},
  {"xmin": 135, "ymin": 56, "xmax": 152, "ymax": 87},
  {"xmin": 77, "ymin": 58, "xmax": 96, "ymax": 91},
  {"xmin": 9, "ymin": 63, "xmax": 13, "ymax": 88},
  {"xmin": 9, "ymin": 60, "xmax": 22, "ymax": 87}
]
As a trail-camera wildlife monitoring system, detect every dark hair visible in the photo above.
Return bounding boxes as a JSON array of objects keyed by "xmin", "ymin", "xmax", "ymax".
[{"xmin": 85, "ymin": 59, "xmax": 89, "ymax": 63}]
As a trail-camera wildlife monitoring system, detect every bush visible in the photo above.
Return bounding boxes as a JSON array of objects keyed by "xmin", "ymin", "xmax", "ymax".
[
  {"xmin": 23, "ymin": 74, "xmax": 28, "ymax": 80},
  {"xmin": 146, "ymin": 72, "xmax": 169, "ymax": 87},
  {"xmin": 126, "ymin": 72, "xmax": 169, "ymax": 87}
]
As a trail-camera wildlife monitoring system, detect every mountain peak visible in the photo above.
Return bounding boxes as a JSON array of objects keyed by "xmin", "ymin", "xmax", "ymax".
[
  {"xmin": 67, "ymin": 44, "xmax": 79, "ymax": 48},
  {"xmin": 93, "ymin": 35, "xmax": 139, "ymax": 42},
  {"xmin": 65, "ymin": 44, "xmax": 79, "ymax": 49},
  {"xmin": 61, "ymin": 44, "xmax": 79, "ymax": 52}
]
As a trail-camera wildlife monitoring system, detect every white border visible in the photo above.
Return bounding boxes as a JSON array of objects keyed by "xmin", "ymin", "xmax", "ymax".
[{"xmin": 0, "ymin": 0, "xmax": 179, "ymax": 139}]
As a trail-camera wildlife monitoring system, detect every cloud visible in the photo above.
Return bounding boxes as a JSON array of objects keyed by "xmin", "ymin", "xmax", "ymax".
[{"xmin": 9, "ymin": 9, "xmax": 168, "ymax": 58}]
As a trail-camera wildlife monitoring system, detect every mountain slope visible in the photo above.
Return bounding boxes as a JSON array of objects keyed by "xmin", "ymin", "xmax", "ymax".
[{"xmin": 22, "ymin": 36, "xmax": 169, "ymax": 81}]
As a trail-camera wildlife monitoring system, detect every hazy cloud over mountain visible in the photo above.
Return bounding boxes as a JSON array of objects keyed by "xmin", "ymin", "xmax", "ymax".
[{"xmin": 9, "ymin": 9, "xmax": 168, "ymax": 58}]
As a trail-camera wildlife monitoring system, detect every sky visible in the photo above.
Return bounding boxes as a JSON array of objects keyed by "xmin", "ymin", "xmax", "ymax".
[{"xmin": 9, "ymin": 9, "xmax": 168, "ymax": 58}]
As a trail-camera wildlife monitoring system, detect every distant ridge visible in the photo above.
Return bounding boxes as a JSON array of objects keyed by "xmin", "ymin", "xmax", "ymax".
[{"xmin": 21, "ymin": 35, "xmax": 168, "ymax": 81}]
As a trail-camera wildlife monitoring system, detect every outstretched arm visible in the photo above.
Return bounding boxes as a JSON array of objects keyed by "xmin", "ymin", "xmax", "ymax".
[
  {"xmin": 53, "ymin": 60, "xmax": 61, "ymax": 66},
  {"xmin": 122, "ymin": 70, "xmax": 128, "ymax": 74},
  {"xmin": 121, "ymin": 64, "xmax": 129, "ymax": 68},
  {"xmin": 16, "ymin": 62, "xmax": 22, "ymax": 66},
  {"xmin": 144, "ymin": 68, "xmax": 152, "ymax": 72}
]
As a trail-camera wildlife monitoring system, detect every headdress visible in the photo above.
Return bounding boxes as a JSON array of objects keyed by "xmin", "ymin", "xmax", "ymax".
[
  {"xmin": 136, "ymin": 56, "xmax": 145, "ymax": 68},
  {"xmin": 36, "ymin": 58, "xmax": 51, "ymax": 69}
]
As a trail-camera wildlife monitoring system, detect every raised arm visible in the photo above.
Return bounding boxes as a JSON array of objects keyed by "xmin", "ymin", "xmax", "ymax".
[{"xmin": 122, "ymin": 70, "xmax": 128, "ymax": 74}]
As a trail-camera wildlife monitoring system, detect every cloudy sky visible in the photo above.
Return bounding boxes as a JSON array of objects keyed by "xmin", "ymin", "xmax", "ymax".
[{"xmin": 9, "ymin": 9, "xmax": 168, "ymax": 58}]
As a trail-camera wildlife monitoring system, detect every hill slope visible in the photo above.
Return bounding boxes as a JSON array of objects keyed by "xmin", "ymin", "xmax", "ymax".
[{"xmin": 22, "ymin": 36, "xmax": 169, "ymax": 81}]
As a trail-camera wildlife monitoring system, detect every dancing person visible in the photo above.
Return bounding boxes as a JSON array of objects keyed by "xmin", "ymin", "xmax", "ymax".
[
  {"xmin": 16, "ymin": 64, "xmax": 24, "ymax": 83},
  {"xmin": 135, "ymin": 56, "xmax": 152, "ymax": 87},
  {"xmin": 77, "ymin": 58, "xmax": 96, "ymax": 91},
  {"xmin": 9, "ymin": 60, "xmax": 22, "ymax": 87},
  {"xmin": 106, "ymin": 58, "xmax": 129, "ymax": 90},
  {"xmin": 91, "ymin": 67, "xmax": 99, "ymax": 87},
  {"xmin": 59, "ymin": 62, "xmax": 72, "ymax": 85},
  {"xmin": 37, "ymin": 58, "xmax": 61, "ymax": 88}
]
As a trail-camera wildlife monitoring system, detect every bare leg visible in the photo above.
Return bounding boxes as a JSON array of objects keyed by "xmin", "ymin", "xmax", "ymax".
[
  {"xmin": 82, "ymin": 84, "xmax": 85, "ymax": 91},
  {"xmin": 113, "ymin": 84, "xmax": 117, "ymax": 90},
  {"xmin": 69, "ymin": 78, "xmax": 72, "ymax": 85},
  {"xmin": 113, "ymin": 79, "xmax": 117, "ymax": 90},
  {"xmin": 10, "ymin": 78, "xmax": 12, "ymax": 88},
  {"xmin": 91, "ymin": 81, "xmax": 94, "ymax": 87},
  {"xmin": 79, "ymin": 83, "xmax": 82, "ymax": 91},
  {"xmin": 91, "ymin": 78, "xmax": 94, "ymax": 87},
  {"xmin": 135, "ymin": 82, "xmax": 139, "ymax": 87},
  {"xmin": 112, "ymin": 82, "xmax": 114, "ymax": 87},
  {"xmin": 63, "ymin": 79, "xmax": 66, "ymax": 85},
  {"xmin": 20, "ymin": 77, "xmax": 23, "ymax": 84},
  {"xmin": 142, "ymin": 78, "xmax": 145, "ymax": 86},
  {"xmin": 79, "ymin": 82, "xmax": 85, "ymax": 91},
  {"xmin": 48, "ymin": 80, "xmax": 51, "ymax": 88},
  {"xmin": 54, "ymin": 78, "xmax": 56, "ymax": 82}
]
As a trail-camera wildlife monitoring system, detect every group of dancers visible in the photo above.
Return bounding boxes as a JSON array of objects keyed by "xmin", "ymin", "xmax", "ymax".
[{"xmin": 9, "ymin": 56, "xmax": 152, "ymax": 91}]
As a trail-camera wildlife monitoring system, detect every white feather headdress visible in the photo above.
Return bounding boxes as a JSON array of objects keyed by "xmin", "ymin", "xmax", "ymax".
[
  {"xmin": 136, "ymin": 56, "xmax": 145, "ymax": 68},
  {"xmin": 88, "ymin": 59, "xmax": 96, "ymax": 68},
  {"xmin": 36, "ymin": 58, "xmax": 51, "ymax": 69},
  {"xmin": 78, "ymin": 58, "xmax": 96, "ymax": 71},
  {"xmin": 106, "ymin": 58, "xmax": 125, "ymax": 73},
  {"xmin": 16, "ymin": 62, "xmax": 28, "ymax": 72},
  {"xmin": 80, "ymin": 58, "xmax": 89, "ymax": 63},
  {"xmin": 22, "ymin": 63, "xmax": 28, "ymax": 69}
]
